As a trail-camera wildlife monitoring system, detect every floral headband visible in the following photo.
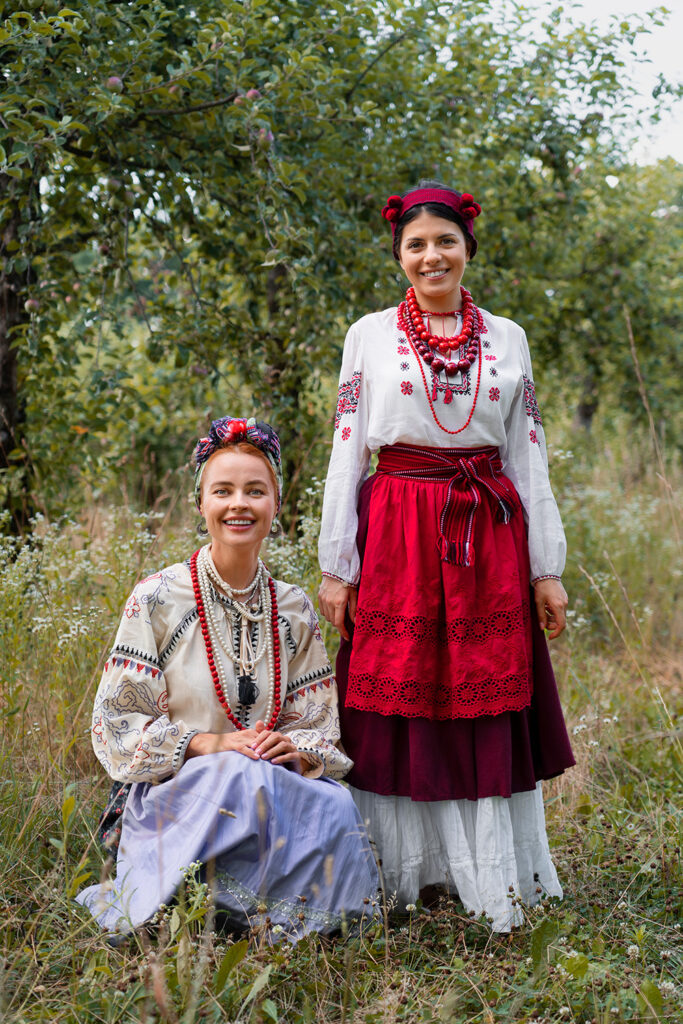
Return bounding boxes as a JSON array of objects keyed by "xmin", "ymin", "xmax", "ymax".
[
  {"xmin": 381, "ymin": 188, "xmax": 481, "ymax": 257},
  {"xmin": 193, "ymin": 416, "xmax": 282, "ymax": 510}
]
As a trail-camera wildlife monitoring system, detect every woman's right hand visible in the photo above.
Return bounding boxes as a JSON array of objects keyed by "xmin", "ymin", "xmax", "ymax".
[
  {"xmin": 318, "ymin": 576, "xmax": 358, "ymax": 641},
  {"xmin": 185, "ymin": 730, "xmax": 263, "ymax": 760}
]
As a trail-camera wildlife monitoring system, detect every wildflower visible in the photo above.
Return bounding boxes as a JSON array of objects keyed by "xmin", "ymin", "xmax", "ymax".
[
  {"xmin": 405, "ymin": 903, "xmax": 416, "ymax": 912},
  {"xmin": 660, "ymin": 949, "xmax": 672, "ymax": 960},
  {"xmin": 558, "ymin": 1008, "xmax": 570, "ymax": 1018},
  {"xmin": 661, "ymin": 981, "xmax": 676, "ymax": 996},
  {"xmin": 627, "ymin": 945, "xmax": 639, "ymax": 958},
  {"xmin": 610, "ymin": 1008, "xmax": 619, "ymax": 1015}
]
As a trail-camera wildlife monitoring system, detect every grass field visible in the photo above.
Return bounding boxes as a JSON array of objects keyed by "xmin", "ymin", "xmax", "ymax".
[{"xmin": 1, "ymin": 425, "xmax": 680, "ymax": 1024}]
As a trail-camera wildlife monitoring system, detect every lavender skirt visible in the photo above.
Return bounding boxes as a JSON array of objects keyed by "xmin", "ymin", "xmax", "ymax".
[
  {"xmin": 337, "ymin": 472, "xmax": 575, "ymax": 801},
  {"xmin": 77, "ymin": 753, "xmax": 378, "ymax": 940}
]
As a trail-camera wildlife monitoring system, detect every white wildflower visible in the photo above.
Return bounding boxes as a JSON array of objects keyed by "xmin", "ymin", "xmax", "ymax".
[
  {"xmin": 405, "ymin": 903, "xmax": 416, "ymax": 912},
  {"xmin": 627, "ymin": 945, "xmax": 639, "ymax": 958}
]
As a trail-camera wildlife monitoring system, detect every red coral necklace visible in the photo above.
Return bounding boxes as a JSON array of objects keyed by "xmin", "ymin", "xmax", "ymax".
[{"xmin": 398, "ymin": 285, "xmax": 483, "ymax": 435}]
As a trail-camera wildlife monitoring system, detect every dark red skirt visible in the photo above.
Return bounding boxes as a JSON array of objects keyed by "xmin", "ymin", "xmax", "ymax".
[{"xmin": 337, "ymin": 449, "xmax": 575, "ymax": 802}]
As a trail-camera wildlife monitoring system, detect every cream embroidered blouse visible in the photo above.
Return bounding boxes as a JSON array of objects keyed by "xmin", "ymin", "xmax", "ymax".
[{"xmin": 91, "ymin": 559, "xmax": 352, "ymax": 783}]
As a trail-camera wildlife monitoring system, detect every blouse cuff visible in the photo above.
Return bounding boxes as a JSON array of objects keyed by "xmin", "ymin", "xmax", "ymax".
[
  {"xmin": 297, "ymin": 746, "xmax": 324, "ymax": 779},
  {"xmin": 171, "ymin": 730, "xmax": 199, "ymax": 775},
  {"xmin": 321, "ymin": 571, "xmax": 357, "ymax": 588},
  {"xmin": 531, "ymin": 574, "xmax": 562, "ymax": 584}
]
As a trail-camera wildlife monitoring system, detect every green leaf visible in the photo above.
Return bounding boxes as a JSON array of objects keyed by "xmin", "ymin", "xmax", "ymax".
[
  {"xmin": 262, "ymin": 998, "xmax": 278, "ymax": 1021},
  {"xmin": 72, "ymin": 249, "xmax": 97, "ymax": 273},
  {"xmin": 637, "ymin": 980, "xmax": 663, "ymax": 1015},
  {"xmin": 61, "ymin": 793, "xmax": 75, "ymax": 831},
  {"xmin": 214, "ymin": 939, "xmax": 248, "ymax": 995},
  {"xmin": 531, "ymin": 918, "xmax": 560, "ymax": 970},
  {"xmin": 243, "ymin": 964, "xmax": 272, "ymax": 1005}
]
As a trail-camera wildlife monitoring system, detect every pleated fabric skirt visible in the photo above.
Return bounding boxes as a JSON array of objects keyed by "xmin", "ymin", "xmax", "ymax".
[
  {"xmin": 336, "ymin": 449, "xmax": 574, "ymax": 929},
  {"xmin": 77, "ymin": 753, "xmax": 379, "ymax": 941}
]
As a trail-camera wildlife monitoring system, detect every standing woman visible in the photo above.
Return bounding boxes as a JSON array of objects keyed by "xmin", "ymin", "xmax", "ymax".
[
  {"xmin": 78, "ymin": 416, "xmax": 377, "ymax": 939},
  {"xmin": 318, "ymin": 182, "xmax": 575, "ymax": 931}
]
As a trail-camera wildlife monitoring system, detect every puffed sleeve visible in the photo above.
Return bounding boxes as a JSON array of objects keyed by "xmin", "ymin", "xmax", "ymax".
[
  {"xmin": 318, "ymin": 322, "xmax": 371, "ymax": 585},
  {"xmin": 500, "ymin": 327, "xmax": 567, "ymax": 581},
  {"xmin": 91, "ymin": 582, "xmax": 197, "ymax": 784},
  {"xmin": 275, "ymin": 585, "xmax": 353, "ymax": 780}
]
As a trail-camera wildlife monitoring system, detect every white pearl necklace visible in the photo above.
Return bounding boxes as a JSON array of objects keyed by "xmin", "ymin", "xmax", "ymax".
[{"xmin": 195, "ymin": 545, "xmax": 275, "ymax": 725}]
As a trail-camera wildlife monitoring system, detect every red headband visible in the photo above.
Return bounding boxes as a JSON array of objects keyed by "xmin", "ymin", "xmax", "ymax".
[{"xmin": 381, "ymin": 188, "xmax": 481, "ymax": 256}]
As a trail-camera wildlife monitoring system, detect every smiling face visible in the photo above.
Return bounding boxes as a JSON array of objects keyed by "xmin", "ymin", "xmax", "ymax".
[
  {"xmin": 398, "ymin": 210, "xmax": 470, "ymax": 311},
  {"xmin": 199, "ymin": 447, "xmax": 277, "ymax": 560}
]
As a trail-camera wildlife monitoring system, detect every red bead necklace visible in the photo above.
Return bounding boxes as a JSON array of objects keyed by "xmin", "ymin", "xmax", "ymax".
[
  {"xmin": 404, "ymin": 285, "xmax": 480, "ymax": 375},
  {"xmin": 189, "ymin": 549, "xmax": 282, "ymax": 731},
  {"xmin": 398, "ymin": 287, "xmax": 483, "ymax": 435}
]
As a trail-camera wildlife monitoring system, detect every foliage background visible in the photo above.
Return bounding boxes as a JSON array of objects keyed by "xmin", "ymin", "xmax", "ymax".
[
  {"xmin": 0, "ymin": 0, "xmax": 681, "ymax": 1021},
  {"xmin": 1, "ymin": 0, "xmax": 681, "ymax": 528}
]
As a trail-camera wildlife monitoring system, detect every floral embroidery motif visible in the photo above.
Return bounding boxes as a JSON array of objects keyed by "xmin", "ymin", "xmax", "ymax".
[
  {"xmin": 490, "ymin": 367, "xmax": 498, "ymax": 377},
  {"xmin": 341, "ymin": 426, "xmax": 351, "ymax": 441},
  {"xmin": 124, "ymin": 594, "xmax": 140, "ymax": 619},
  {"xmin": 529, "ymin": 429, "xmax": 538, "ymax": 445},
  {"xmin": 397, "ymin": 345, "xmax": 410, "ymax": 355},
  {"xmin": 334, "ymin": 370, "xmax": 362, "ymax": 430},
  {"xmin": 139, "ymin": 570, "xmax": 177, "ymax": 617},
  {"xmin": 489, "ymin": 387, "xmax": 500, "ymax": 402},
  {"xmin": 400, "ymin": 361, "xmax": 410, "ymax": 371},
  {"xmin": 480, "ymin": 321, "xmax": 489, "ymax": 335},
  {"xmin": 523, "ymin": 374, "xmax": 543, "ymax": 425},
  {"xmin": 400, "ymin": 381, "xmax": 413, "ymax": 395},
  {"xmin": 485, "ymin": 354, "xmax": 497, "ymax": 361},
  {"xmin": 483, "ymin": 339, "xmax": 491, "ymax": 349}
]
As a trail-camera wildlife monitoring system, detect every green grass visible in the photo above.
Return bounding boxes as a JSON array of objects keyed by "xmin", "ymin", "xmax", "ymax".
[{"xmin": 1, "ymin": 427, "xmax": 681, "ymax": 1023}]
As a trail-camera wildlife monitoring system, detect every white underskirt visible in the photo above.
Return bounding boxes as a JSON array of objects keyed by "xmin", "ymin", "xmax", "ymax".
[{"xmin": 349, "ymin": 782, "xmax": 562, "ymax": 932}]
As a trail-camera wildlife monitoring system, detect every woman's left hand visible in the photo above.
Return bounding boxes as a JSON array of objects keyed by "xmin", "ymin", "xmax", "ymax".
[
  {"xmin": 250, "ymin": 720, "xmax": 309, "ymax": 773},
  {"xmin": 533, "ymin": 578, "xmax": 568, "ymax": 640}
]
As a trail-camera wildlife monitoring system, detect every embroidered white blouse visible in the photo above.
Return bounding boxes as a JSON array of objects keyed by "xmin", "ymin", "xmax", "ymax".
[
  {"xmin": 91, "ymin": 559, "xmax": 352, "ymax": 784},
  {"xmin": 319, "ymin": 306, "xmax": 566, "ymax": 585}
]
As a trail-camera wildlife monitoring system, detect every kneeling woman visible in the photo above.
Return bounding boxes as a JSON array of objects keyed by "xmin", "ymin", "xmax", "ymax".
[{"xmin": 77, "ymin": 417, "xmax": 378, "ymax": 939}]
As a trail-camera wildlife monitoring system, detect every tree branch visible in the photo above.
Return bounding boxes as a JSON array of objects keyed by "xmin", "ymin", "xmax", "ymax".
[
  {"xmin": 345, "ymin": 32, "xmax": 409, "ymax": 101},
  {"xmin": 128, "ymin": 92, "xmax": 238, "ymax": 123}
]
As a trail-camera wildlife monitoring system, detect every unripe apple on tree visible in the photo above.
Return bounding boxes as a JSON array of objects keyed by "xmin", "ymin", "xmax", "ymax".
[
  {"xmin": 24, "ymin": 298, "xmax": 40, "ymax": 314},
  {"xmin": 106, "ymin": 76, "xmax": 123, "ymax": 93}
]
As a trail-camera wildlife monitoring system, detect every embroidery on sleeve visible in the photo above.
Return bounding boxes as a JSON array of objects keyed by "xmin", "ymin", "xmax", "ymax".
[
  {"xmin": 523, "ymin": 374, "xmax": 543, "ymax": 425},
  {"xmin": 341, "ymin": 426, "xmax": 351, "ymax": 441},
  {"xmin": 334, "ymin": 370, "xmax": 362, "ymax": 430},
  {"xmin": 489, "ymin": 387, "xmax": 500, "ymax": 402},
  {"xmin": 529, "ymin": 429, "xmax": 539, "ymax": 445},
  {"xmin": 400, "ymin": 381, "xmax": 413, "ymax": 395}
]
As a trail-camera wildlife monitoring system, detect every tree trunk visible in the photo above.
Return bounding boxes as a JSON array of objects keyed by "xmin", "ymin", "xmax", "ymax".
[{"xmin": 0, "ymin": 177, "xmax": 30, "ymax": 532}]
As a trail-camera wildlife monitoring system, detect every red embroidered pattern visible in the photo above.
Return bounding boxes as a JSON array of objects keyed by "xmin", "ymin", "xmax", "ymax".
[
  {"xmin": 347, "ymin": 604, "xmax": 532, "ymax": 719},
  {"xmin": 334, "ymin": 370, "xmax": 362, "ymax": 429},
  {"xmin": 354, "ymin": 604, "xmax": 527, "ymax": 646},
  {"xmin": 485, "ymin": 354, "xmax": 496, "ymax": 361},
  {"xmin": 400, "ymin": 381, "xmax": 413, "ymax": 395},
  {"xmin": 341, "ymin": 426, "xmax": 351, "ymax": 441},
  {"xmin": 397, "ymin": 345, "xmax": 410, "ymax": 355},
  {"xmin": 347, "ymin": 670, "xmax": 532, "ymax": 719},
  {"xmin": 489, "ymin": 387, "xmax": 500, "ymax": 401},
  {"xmin": 523, "ymin": 374, "xmax": 543, "ymax": 425},
  {"xmin": 529, "ymin": 429, "xmax": 538, "ymax": 444}
]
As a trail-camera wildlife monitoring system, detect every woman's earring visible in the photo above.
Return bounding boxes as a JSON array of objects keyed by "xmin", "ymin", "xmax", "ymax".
[
  {"xmin": 197, "ymin": 517, "xmax": 208, "ymax": 537},
  {"xmin": 270, "ymin": 517, "xmax": 280, "ymax": 537}
]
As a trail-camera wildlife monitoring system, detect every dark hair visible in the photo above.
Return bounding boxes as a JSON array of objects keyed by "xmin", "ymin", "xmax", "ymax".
[{"xmin": 392, "ymin": 179, "xmax": 474, "ymax": 261}]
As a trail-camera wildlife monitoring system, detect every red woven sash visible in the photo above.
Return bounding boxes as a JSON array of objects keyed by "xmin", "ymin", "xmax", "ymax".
[{"xmin": 376, "ymin": 444, "xmax": 514, "ymax": 566}]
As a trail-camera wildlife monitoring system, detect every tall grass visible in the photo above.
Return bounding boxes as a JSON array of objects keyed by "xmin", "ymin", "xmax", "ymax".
[{"xmin": 0, "ymin": 425, "xmax": 680, "ymax": 1023}]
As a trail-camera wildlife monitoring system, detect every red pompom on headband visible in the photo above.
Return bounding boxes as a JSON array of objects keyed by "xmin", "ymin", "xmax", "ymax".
[{"xmin": 381, "ymin": 187, "xmax": 482, "ymax": 256}]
